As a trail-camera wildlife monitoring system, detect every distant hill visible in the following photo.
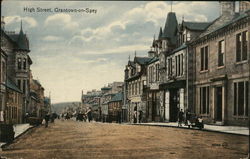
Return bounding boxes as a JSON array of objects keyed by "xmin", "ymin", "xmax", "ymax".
[{"xmin": 52, "ymin": 101, "xmax": 81, "ymax": 114}]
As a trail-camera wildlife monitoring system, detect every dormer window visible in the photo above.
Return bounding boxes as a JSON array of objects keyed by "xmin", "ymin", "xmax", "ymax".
[{"xmin": 187, "ymin": 32, "xmax": 191, "ymax": 41}]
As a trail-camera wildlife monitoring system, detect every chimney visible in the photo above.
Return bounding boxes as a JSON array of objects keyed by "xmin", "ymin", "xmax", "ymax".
[
  {"xmin": 239, "ymin": 1, "xmax": 250, "ymax": 13},
  {"xmin": 220, "ymin": 1, "xmax": 235, "ymax": 16}
]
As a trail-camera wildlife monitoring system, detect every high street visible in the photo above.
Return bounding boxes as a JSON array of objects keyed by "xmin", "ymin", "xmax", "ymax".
[{"xmin": 1, "ymin": 120, "xmax": 248, "ymax": 159}]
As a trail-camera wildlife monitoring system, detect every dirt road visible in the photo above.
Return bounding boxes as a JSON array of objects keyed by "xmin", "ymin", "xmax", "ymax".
[{"xmin": 0, "ymin": 120, "xmax": 248, "ymax": 159}]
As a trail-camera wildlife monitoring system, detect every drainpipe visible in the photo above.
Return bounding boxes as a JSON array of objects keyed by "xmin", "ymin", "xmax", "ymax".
[{"xmin": 186, "ymin": 45, "xmax": 189, "ymax": 112}]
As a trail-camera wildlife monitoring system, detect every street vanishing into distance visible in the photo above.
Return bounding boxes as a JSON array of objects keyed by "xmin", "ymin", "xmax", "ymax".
[{"xmin": 0, "ymin": 120, "xmax": 248, "ymax": 159}]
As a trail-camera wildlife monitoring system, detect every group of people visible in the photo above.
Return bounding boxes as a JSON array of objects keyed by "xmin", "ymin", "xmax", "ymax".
[
  {"xmin": 178, "ymin": 109, "xmax": 203, "ymax": 129},
  {"xmin": 133, "ymin": 110, "xmax": 143, "ymax": 124},
  {"xmin": 43, "ymin": 112, "xmax": 58, "ymax": 128}
]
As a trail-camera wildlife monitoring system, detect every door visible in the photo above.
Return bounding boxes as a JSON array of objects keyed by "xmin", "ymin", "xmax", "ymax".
[
  {"xmin": 216, "ymin": 87, "xmax": 222, "ymax": 121},
  {"xmin": 170, "ymin": 89, "xmax": 178, "ymax": 122}
]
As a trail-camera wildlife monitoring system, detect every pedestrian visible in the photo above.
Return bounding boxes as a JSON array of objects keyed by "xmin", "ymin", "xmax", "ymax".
[
  {"xmin": 44, "ymin": 113, "xmax": 50, "ymax": 128},
  {"xmin": 86, "ymin": 107, "xmax": 93, "ymax": 122},
  {"xmin": 178, "ymin": 109, "xmax": 184, "ymax": 127},
  {"xmin": 139, "ymin": 110, "xmax": 143, "ymax": 123},
  {"xmin": 186, "ymin": 110, "xmax": 191, "ymax": 128},
  {"xmin": 133, "ymin": 110, "xmax": 137, "ymax": 123}
]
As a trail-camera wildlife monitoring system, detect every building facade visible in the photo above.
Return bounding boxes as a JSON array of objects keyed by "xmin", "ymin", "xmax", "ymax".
[
  {"xmin": 108, "ymin": 92, "xmax": 123, "ymax": 122},
  {"xmin": 0, "ymin": 49, "xmax": 7, "ymax": 123},
  {"xmin": 5, "ymin": 78, "xmax": 23, "ymax": 124},
  {"xmin": 125, "ymin": 56, "xmax": 151, "ymax": 123},
  {"xmin": 190, "ymin": 1, "xmax": 249, "ymax": 126},
  {"xmin": 1, "ymin": 19, "xmax": 32, "ymax": 123}
]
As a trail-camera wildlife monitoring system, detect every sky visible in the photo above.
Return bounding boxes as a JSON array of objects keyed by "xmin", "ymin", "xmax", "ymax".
[{"xmin": 1, "ymin": 1, "xmax": 221, "ymax": 103}]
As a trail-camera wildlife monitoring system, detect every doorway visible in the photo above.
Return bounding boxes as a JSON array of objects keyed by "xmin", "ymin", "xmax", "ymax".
[
  {"xmin": 170, "ymin": 89, "xmax": 178, "ymax": 122},
  {"xmin": 216, "ymin": 87, "xmax": 223, "ymax": 121}
]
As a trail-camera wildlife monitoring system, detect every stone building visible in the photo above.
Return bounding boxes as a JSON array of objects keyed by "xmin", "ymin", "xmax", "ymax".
[
  {"xmin": 5, "ymin": 78, "xmax": 23, "ymax": 124},
  {"xmin": 190, "ymin": 1, "xmax": 249, "ymax": 126},
  {"xmin": 145, "ymin": 44, "xmax": 160, "ymax": 122},
  {"xmin": 0, "ymin": 48, "xmax": 7, "ymax": 123},
  {"xmin": 100, "ymin": 82, "xmax": 123, "ymax": 122},
  {"xmin": 1, "ymin": 19, "xmax": 32, "ymax": 122},
  {"xmin": 124, "ymin": 55, "xmax": 151, "ymax": 123},
  {"xmin": 108, "ymin": 92, "xmax": 123, "ymax": 122},
  {"xmin": 29, "ymin": 72, "xmax": 45, "ymax": 118}
]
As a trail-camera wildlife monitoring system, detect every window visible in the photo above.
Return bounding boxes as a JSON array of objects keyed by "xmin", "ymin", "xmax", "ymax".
[
  {"xmin": 23, "ymin": 80, "xmax": 26, "ymax": 94},
  {"xmin": 1, "ymin": 61, "xmax": 6, "ymax": 83},
  {"xmin": 156, "ymin": 64, "xmax": 159, "ymax": 81},
  {"xmin": 200, "ymin": 86, "xmax": 209, "ymax": 114},
  {"xmin": 139, "ymin": 81, "xmax": 141, "ymax": 95},
  {"xmin": 168, "ymin": 58, "xmax": 172, "ymax": 76},
  {"xmin": 234, "ymin": 81, "xmax": 248, "ymax": 116},
  {"xmin": 175, "ymin": 56, "xmax": 177, "ymax": 76},
  {"xmin": 17, "ymin": 80, "xmax": 21, "ymax": 89},
  {"xmin": 178, "ymin": 55, "xmax": 181, "ymax": 76},
  {"xmin": 200, "ymin": 46, "xmax": 208, "ymax": 71},
  {"xmin": 132, "ymin": 83, "xmax": 134, "ymax": 95},
  {"xmin": 236, "ymin": 31, "xmax": 248, "ymax": 62},
  {"xmin": 180, "ymin": 54, "xmax": 183, "ymax": 75},
  {"xmin": 23, "ymin": 58, "xmax": 27, "ymax": 70},
  {"xmin": 187, "ymin": 32, "xmax": 191, "ymax": 41},
  {"xmin": 218, "ymin": 40, "xmax": 225, "ymax": 67},
  {"xmin": 17, "ymin": 58, "xmax": 22, "ymax": 70},
  {"xmin": 135, "ymin": 82, "xmax": 137, "ymax": 95}
]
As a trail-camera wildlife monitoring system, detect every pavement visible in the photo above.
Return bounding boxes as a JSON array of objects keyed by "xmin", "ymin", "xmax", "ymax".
[
  {"xmin": 0, "ymin": 123, "xmax": 33, "ymax": 149},
  {"xmin": 132, "ymin": 122, "xmax": 249, "ymax": 136}
]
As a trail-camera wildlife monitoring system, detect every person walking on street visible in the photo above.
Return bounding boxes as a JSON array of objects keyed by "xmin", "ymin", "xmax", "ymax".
[
  {"xmin": 178, "ymin": 109, "xmax": 184, "ymax": 127},
  {"xmin": 44, "ymin": 113, "xmax": 50, "ymax": 128},
  {"xmin": 139, "ymin": 110, "xmax": 143, "ymax": 123},
  {"xmin": 86, "ymin": 107, "xmax": 93, "ymax": 122},
  {"xmin": 186, "ymin": 110, "xmax": 191, "ymax": 128}
]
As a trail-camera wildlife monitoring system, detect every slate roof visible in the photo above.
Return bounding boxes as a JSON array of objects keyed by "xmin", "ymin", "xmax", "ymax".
[
  {"xmin": 147, "ymin": 56, "xmax": 159, "ymax": 65},
  {"xmin": 4, "ymin": 23, "xmax": 30, "ymax": 51},
  {"xmin": 101, "ymin": 87, "xmax": 111, "ymax": 91},
  {"xmin": 162, "ymin": 12, "xmax": 178, "ymax": 45},
  {"xmin": 171, "ymin": 44, "xmax": 187, "ymax": 55},
  {"xmin": 182, "ymin": 21, "xmax": 211, "ymax": 31},
  {"xmin": 194, "ymin": 9, "xmax": 250, "ymax": 42},
  {"xmin": 110, "ymin": 92, "xmax": 123, "ymax": 102},
  {"xmin": 128, "ymin": 60, "xmax": 135, "ymax": 68},
  {"xmin": 6, "ymin": 78, "xmax": 22, "ymax": 93},
  {"xmin": 134, "ymin": 56, "xmax": 152, "ymax": 65},
  {"xmin": 158, "ymin": 27, "xmax": 163, "ymax": 40}
]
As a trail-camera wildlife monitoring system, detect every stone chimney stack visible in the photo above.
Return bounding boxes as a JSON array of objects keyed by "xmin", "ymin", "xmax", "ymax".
[
  {"xmin": 220, "ymin": 1, "xmax": 235, "ymax": 16},
  {"xmin": 239, "ymin": 1, "xmax": 250, "ymax": 13}
]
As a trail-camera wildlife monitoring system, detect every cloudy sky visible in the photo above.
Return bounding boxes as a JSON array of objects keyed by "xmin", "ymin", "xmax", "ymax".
[{"xmin": 2, "ymin": 1, "xmax": 221, "ymax": 103}]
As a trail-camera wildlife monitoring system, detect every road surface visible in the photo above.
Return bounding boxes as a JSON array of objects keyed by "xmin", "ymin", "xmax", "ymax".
[{"xmin": 0, "ymin": 120, "xmax": 248, "ymax": 159}]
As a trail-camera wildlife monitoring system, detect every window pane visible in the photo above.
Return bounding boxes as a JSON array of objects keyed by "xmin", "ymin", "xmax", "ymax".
[
  {"xmin": 234, "ymin": 83, "xmax": 237, "ymax": 115},
  {"xmin": 246, "ymin": 81, "xmax": 248, "ymax": 116},
  {"xmin": 200, "ymin": 88, "xmax": 202, "ymax": 114},
  {"xmin": 242, "ymin": 31, "xmax": 248, "ymax": 61},
  {"xmin": 178, "ymin": 55, "xmax": 180, "ymax": 76},
  {"xmin": 238, "ymin": 82, "xmax": 244, "ymax": 115},
  {"xmin": 201, "ymin": 48, "xmax": 204, "ymax": 71},
  {"xmin": 218, "ymin": 40, "xmax": 224, "ymax": 66},
  {"xmin": 202, "ymin": 87, "xmax": 206, "ymax": 114},
  {"xmin": 207, "ymin": 87, "xmax": 209, "ymax": 114},
  {"xmin": 205, "ymin": 46, "xmax": 208, "ymax": 70},
  {"xmin": 236, "ymin": 34, "xmax": 242, "ymax": 62},
  {"xmin": 176, "ymin": 56, "xmax": 178, "ymax": 76},
  {"xmin": 18, "ymin": 58, "xmax": 22, "ymax": 70}
]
